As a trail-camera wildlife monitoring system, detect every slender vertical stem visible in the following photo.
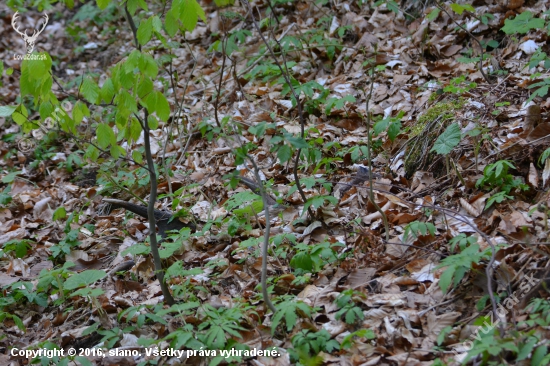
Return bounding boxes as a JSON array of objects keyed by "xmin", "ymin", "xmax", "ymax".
[{"xmin": 139, "ymin": 110, "xmax": 175, "ymax": 305}]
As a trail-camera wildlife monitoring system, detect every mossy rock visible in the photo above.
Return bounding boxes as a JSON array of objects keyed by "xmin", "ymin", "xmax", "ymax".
[{"xmin": 404, "ymin": 98, "xmax": 465, "ymax": 178}]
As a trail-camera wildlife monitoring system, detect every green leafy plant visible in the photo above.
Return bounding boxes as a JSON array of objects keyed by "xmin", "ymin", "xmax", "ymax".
[
  {"xmin": 373, "ymin": 111, "xmax": 404, "ymax": 142},
  {"xmin": 459, "ymin": 298, "xmax": 550, "ymax": 365},
  {"xmin": 465, "ymin": 124, "xmax": 492, "ymax": 170},
  {"xmin": 436, "ymin": 244, "xmax": 491, "ymax": 293},
  {"xmin": 290, "ymin": 241, "xmax": 343, "ymax": 274},
  {"xmin": 98, "ymin": 327, "xmax": 123, "ymax": 349},
  {"xmin": 499, "ymin": 11, "xmax": 550, "ymax": 104},
  {"xmin": 522, "ymin": 298, "xmax": 550, "ymax": 327},
  {"xmin": 272, "ymin": 296, "xmax": 316, "ymax": 334},
  {"xmin": 0, "ymin": 239, "xmax": 33, "ymax": 259},
  {"xmin": 492, "ymin": 101, "xmax": 510, "ymax": 116},
  {"xmin": 325, "ymin": 94, "xmax": 356, "ymax": 115},
  {"xmin": 281, "ymin": 80, "xmax": 328, "ymax": 113},
  {"xmin": 0, "ymin": 309, "xmax": 26, "ymax": 332},
  {"xmin": 8, "ymin": 281, "xmax": 48, "ymax": 307},
  {"xmin": 448, "ymin": 233, "xmax": 477, "ymax": 252},
  {"xmin": 403, "ymin": 221, "xmax": 436, "ymax": 242},
  {"xmin": 526, "ymin": 78, "xmax": 550, "ymax": 104},
  {"xmin": 50, "ymin": 228, "xmax": 80, "ymax": 259},
  {"xmin": 334, "ymin": 289, "xmax": 365, "ymax": 325},
  {"xmin": 213, "ymin": 0, "xmax": 235, "ymax": 8},
  {"xmin": 449, "ymin": 3, "xmax": 475, "ymax": 15},
  {"xmin": 340, "ymin": 328, "xmax": 376, "ymax": 350},
  {"xmin": 374, "ymin": 0, "xmax": 399, "ymax": 14},
  {"xmin": 501, "ymin": 11, "xmax": 545, "ymax": 35},
  {"xmin": 430, "ymin": 122, "xmax": 462, "ymax": 175},
  {"xmin": 0, "ymin": 185, "xmax": 12, "ymax": 206},
  {"xmin": 443, "ymin": 75, "xmax": 477, "ymax": 94},
  {"xmin": 476, "ymin": 160, "xmax": 529, "ymax": 209},
  {"xmin": 463, "ymin": 326, "xmax": 518, "ymax": 364},
  {"xmin": 64, "ymin": 270, "xmax": 107, "ymax": 293},
  {"xmin": 35, "ymin": 261, "xmax": 76, "ymax": 305},
  {"xmin": 431, "ymin": 123, "xmax": 461, "ymax": 155},
  {"xmin": 540, "ymin": 147, "xmax": 550, "ymax": 167},
  {"xmin": 197, "ymin": 305, "xmax": 246, "ymax": 349},
  {"xmin": 289, "ymin": 329, "xmax": 340, "ymax": 364}
]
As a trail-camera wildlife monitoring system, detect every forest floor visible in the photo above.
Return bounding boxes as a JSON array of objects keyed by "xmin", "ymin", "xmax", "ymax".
[{"xmin": 0, "ymin": 0, "xmax": 550, "ymax": 365}]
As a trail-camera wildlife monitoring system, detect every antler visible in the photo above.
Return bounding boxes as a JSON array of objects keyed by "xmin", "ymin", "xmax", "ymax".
[
  {"xmin": 11, "ymin": 11, "xmax": 48, "ymax": 38},
  {"xmin": 11, "ymin": 11, "xmax": 49, "ymax": 53},
  {"xmin": 11, "ymin": 11, "xmax": 25, "ymax": 37},
  {"xmin": 35, "ymin": 13, "xmax": 48, "ymax": 36}
]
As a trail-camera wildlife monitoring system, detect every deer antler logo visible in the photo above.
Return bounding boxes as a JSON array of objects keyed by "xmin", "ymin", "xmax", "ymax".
[{"xmin": 11, "ymin": 11, "xmax": 49, "ymax": 54}]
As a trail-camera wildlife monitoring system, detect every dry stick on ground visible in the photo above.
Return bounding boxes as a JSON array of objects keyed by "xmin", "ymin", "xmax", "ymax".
[{"xmin": 242, "ymin": 0, "xmax": 315, "ymax": 220}]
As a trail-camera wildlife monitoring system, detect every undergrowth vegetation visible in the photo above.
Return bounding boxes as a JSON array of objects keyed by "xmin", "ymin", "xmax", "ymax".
[{"xmin": 0, "ymin": 0, "xmax": 549, "ymax": 365}]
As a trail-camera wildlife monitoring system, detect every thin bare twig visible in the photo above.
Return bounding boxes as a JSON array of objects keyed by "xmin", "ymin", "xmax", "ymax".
[
  {"xmin": 364, "ymin": 55, "xmax": 390, "ymax": 242},
  {"xmin": 242, "ymin": 0, "xmax": 315, "ymax": 220}
]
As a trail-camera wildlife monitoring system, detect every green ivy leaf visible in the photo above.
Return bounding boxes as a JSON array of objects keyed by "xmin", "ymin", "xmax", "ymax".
[
  {"xmin": 100, "ymin": 78, "xmax": 115, "ymax": 103},
  {"xmin": 0, "ymin": 105, "xmax": 16, "ymax": 117},
  {"xmin": 501, "ymin": 11, "xmax": 544, "ymax": 35},
  {"xmin": 96, "ymin": 0, "xmax": 110, "ymax": 9},
  {"xmin": 96, "ymin": 123, "xmax": 115, "ymax": 149},
  {"xmin": 178, "ymin": 0, "xmax": 206, "ymax": 31},
  {"xmin": 80, "ymin": 78, "xmax": 100, "ymax": 104},
  {"xmin": 137, "ymin": 17, "xmax": 153, "ymax": 45},
  {"xmin": 53, "ymin": 207, "xmax": 66, "ymax": 221},
  {"xmin": 450, "ymin": 3, "xmax": 475, "ymax": 15},
  {"xmin": 154, "ymin": 91, "xmax": 170, "ymax": 121},
  {"xmin": 2, "ymin": 172, "xmax": 20, "ymax": 184},
  {"xmin": 286, "ymin": 136, "xmax": 308, "ymax": 149},
  {"xmin": 388, "ymin": 120, "xmax": 401, "ymax": 141},
  {"xmin": 148, "ymin": 115, "xmax": 159, "ymax": 130},
  {"xmin": 122, "ymin": 244, "xmax": 151, "ymax": 257},
  {"xmin": 64, "ymin": 270, "xmax": 107, "ymax": 290},
  {"xmin": 430, "ymin": 123, "xmax": 461, "ymax": 155},
  {"xmin": 426, "ymin": 8, "xmax": 440, "ymax": 21},
  {"xmin": 290, "ymin": 252, "xmax": 313, "ymax": 271},
  {"xmin": 277, "ymin": 144, "xmax": 292, "ymax": 163},
  {"xmin": 132, "ymin": 150, "xmax": 143, "ymax": 164},
  {"xmin": 165, "ymin": 10, "xmax": 178, "ymax": 37},
  {"xmin": 71, "ymin": 288, "xmax": 105, "ymax": 298},
  {"xmin": 233, "ymin": 200, "xmax": 264, "ymax": 217}
]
